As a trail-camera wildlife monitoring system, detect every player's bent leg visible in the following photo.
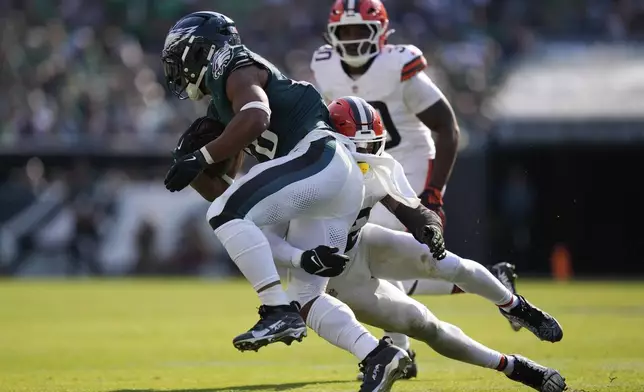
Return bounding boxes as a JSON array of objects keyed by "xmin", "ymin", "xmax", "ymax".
[
  {"xmin": 366, "ymin": 203, "xmax": 418, "ymax": 374},
  {"xmin": 401, "ymin": 278, "xmax": 459, "ymax": 295},
  {"xmin": 290, "ymin": 271, "xmax": 410, "ymax": 392},
  {"xmin": 382, "ymin": 281, "xmax": 411, "ymax": 350},
  {"xmin": 401, "ymin": 263, "xmax": 519, "ymax": 297},
  {"xmin": 431, "ymin": 252, "xmax": 562, "ymax": 342},
  {"xmin": 329, "ymin": 277, "xmax": 566, "ymax": 392},
  {"xmin": 286, "ymin": 218, "xmax": 409, "ymax": 392},
  {"xmin": 376, "ymin": 280, "xmax": 417, "ymax": 381},
  {"xmin": 208, "ymin": 136, "xmax": 355, "ymax": 351},
  {"xmin": 362, "ymin": 224, "xmax": 563, "ymax": 342},
  {"xmin": 361, "ymin": 208, "xmax": 414, "ymax": 368},
  {"xmin": 330, "ymin": 278, "xmax": 503, "ymax": 367},
  {"xmin": 402, "ymin": 265, "xmax": 521, "ymax": 331}
]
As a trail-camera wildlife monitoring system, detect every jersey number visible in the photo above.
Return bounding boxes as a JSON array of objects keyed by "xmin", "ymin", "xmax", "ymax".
[
  {"xmin": 368, "ymin": 101, "xmax": 401, "ymax": 149},
  {"xmin": 246, "ymin": 130, "xmax": 279, "ymax": 162},
  {"xmin": 314, "ymin": 48, "xmax": 333, "ymax": 62},
  {"xmin": 346, "ymin": 207, "xmax": 372, "ymax": 252}
]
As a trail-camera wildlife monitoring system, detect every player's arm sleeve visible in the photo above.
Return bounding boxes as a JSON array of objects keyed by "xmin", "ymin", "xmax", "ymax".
[
  {"xmin": 380, "ymin": 195, "xmax": 443, "ymax": 242},
  {"xmin": 402, "ymin": 70, "xmax": 444, "ymax": 115},
  {"xmin": 262, "ymin": 225, "xmax": 304, "ymax": 269}
]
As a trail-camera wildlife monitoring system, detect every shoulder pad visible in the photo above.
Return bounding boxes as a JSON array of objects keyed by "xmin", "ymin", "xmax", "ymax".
[
  {"xmin": 211, "ymin": 44, "xmax": 253, "ymax": 81},
  {"xmin": 383, "ymin": 44, "xmax": 427, "ymax": 82}
]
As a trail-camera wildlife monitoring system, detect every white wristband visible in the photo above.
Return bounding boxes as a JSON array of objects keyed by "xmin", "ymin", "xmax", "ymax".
[
  {"xmin": 291, "ymin": 249, "xmax": 304, "ymax": 268},
  {"xmin": 199, "ymin": 146, "xmax": 214, "ymax": 165},
  {"xmin": 221, "ymin": 174, "xmax": 234, "ymax": 185}
]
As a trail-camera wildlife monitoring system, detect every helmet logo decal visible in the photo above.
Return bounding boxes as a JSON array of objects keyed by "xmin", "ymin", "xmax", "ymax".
[
  {"xmin": 164, "ymin": 26, "xmax": 198, "ymax": 51},
  {"xmin": 211, "ymin": 43, "xmax": 234, "ymax": 80}
]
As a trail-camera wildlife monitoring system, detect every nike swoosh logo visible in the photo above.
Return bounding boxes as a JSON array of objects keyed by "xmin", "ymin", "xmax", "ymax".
[
  {"xmin": 185, "ymin": 157, "xmax": 197, "ymax": 162},
  {"xmin": 177, "ymin": 139, "xmax": 184, "ymax": 150},
  {"xmin": 250, "ymin": 320, "xmax": 286, "ymax": 338},
  {"xmin": 311, "ymin": 252, "xmax": 331, "ymax": 274}
]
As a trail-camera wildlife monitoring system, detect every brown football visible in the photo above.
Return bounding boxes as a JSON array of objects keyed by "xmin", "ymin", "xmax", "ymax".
[{"xmin": 189, "ymin": 117, "xmax": 234, "ymax": 178}]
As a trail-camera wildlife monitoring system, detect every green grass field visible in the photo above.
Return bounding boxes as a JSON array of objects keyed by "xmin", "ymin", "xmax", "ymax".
[{"xmin": 1, "ymin": 279, "xmax": 643, "ymax": 392}]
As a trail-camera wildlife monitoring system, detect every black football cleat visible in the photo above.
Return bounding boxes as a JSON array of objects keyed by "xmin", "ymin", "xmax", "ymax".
[
  {"xmin": 358, "ymin": 338, "xmax": 411, "ymax": 392},
  {"xmin": 488, "ymin": 262, "xmax": 522, "ymax": 331},
  {"xmin": 499, "ymin": 295, "xmax": 563, "ymax": 342},
  {"xmin": 232, "ymin": 302, "xmax": 306, "ymax": 352},
  {"xmin": 506, "ymin": 355, "xmax": 566, "ymax": 392},
  {"xmin": 357, "ymin": 348, "xmax": 417, "ymax": 381}
]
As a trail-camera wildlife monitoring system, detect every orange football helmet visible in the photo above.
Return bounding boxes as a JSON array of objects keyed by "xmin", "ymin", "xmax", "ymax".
[
  {"xmin": 327, "ymin": 0, "xmax": 391, "ymax": 67},
  {"xmin": 328, "ymin": 96, "xmax": 386, "ymax": 156}
]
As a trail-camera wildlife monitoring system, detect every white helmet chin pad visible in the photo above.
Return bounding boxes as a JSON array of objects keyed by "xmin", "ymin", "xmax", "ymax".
[
  {"xmin": 185, "ymin": 63, "xmax": 209, "ymax": 101},
  {"xmin": 186, "ymin": 83, "xmax": 204, "ymax": 101},
  {"xmin": 341, "ymin": 53, "xmax": 373, "ymax": 67}
]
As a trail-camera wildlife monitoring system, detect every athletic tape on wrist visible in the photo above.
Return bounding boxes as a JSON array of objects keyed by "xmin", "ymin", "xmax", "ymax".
[
  {"xmin": 199, "ymin": 147, "xmax": 215, "ymax": 165},
  {"xmin": 221, "ymin": 174, "xmax": 234, "ymax": 185}
]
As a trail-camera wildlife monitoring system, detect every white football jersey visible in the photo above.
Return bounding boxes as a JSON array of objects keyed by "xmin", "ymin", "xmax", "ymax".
[
  {"xmin": 311, "ymin": 44, "xmax": 443, "ymax": 167},
  {"xmin": 346, "ymin": 164, "xmax": 390, "ymax": 251}
]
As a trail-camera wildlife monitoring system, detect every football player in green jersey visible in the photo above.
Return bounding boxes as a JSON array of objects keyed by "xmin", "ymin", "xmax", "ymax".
[{"xmin": 161, "ymin": 12, "xmax": 410, "ymax": 391}]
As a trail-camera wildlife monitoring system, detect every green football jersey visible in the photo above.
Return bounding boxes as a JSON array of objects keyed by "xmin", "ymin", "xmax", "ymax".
[{"xmin": 205, "ymin": 44, "xmax": 331, "ymax": 163}]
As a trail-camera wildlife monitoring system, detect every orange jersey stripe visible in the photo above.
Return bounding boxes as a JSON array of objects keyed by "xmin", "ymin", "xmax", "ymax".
[{"xmin": 401, "ymin": 55, "xmax": 428, "ymax": 81}]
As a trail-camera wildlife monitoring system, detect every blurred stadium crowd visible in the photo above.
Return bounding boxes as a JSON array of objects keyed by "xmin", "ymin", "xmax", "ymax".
[
  {"xmin": 2, "ymin": 0, "xmax": 644, "ymax": 145},
  {"xmin": 1, "ymin": 0, "xmax": 644, "ymax": 276}
]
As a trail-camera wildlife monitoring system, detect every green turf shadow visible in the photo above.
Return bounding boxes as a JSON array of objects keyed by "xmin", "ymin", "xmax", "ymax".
[{"xmin": 111, "ymin": 380, "xmax": 353, "ymax": 392}]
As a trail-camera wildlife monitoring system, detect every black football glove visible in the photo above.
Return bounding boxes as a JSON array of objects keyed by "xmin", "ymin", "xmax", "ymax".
[
  {"xmin": 420, "ymin": 186, "xmax": 446, "ymax": 227},
  {"xmin": 164, "ymin": 150, "xmax": 209, "ymax": 192},
  {"xmin": 300, "ymin": 246, "xmax": 350, "ymax": 277},
  {"xmin": 421, "ymin": 224, "xmax": 447, "ymax": 260}
]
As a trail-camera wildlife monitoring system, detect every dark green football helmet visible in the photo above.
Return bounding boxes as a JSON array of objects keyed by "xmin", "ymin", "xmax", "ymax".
[{"xmin": 161, "ymin": 11, "xmax": 241, "ymax": 100}]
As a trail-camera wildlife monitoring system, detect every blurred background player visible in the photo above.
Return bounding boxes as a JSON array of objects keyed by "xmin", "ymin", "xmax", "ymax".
[{"xmin": 310, "ymin": 0, "xmax": 520, "ymax": 379}]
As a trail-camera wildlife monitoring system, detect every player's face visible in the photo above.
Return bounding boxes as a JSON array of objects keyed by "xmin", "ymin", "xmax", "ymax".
[
  {"xmin": 336, "ymin": 24, "xmax": 373, "ymax": 56},
  {"xmin": 354, "ymin": 141, "xmax": 379, "ymax": 155}
]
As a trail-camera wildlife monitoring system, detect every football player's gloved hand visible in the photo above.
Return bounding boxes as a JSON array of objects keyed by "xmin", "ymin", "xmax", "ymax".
[
  {"xmin": 420, "ymin": 186, "xmax": 446, "ymax": 227},
  {"xmin": 164, "ymin": 150, "xmax": 209, "ymax": 192},
  {"xmin": 421, "ymin": 224, "xmax": 446, "ymax": 260},
  {"xmin": 300, "ymin": 246, "xmax": 350, "ymax": 277}
]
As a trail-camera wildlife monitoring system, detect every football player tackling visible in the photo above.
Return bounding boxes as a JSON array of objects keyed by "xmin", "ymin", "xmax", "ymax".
[
  {"xmin": 266, "ymin": 97, "xmax": 566, "ymax": 392},
  {"xmin": 162, "ymin": 11, "xmax": 410, "ymax": 391},
  {"xmin": 310, "ymin": 0, "xmax": 523, "ymax": 378}
]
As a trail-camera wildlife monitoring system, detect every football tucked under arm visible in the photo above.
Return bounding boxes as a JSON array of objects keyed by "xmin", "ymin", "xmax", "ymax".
[
  {"xmin": 190, "ymin": 150, "xmax": 244, "ymax": 202},
  {"xmin": 173, "ymin": 116, "xmax": 245, "ymax": 202}
]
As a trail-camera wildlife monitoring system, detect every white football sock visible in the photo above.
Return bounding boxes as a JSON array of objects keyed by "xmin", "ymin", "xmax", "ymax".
[
  {"xmin": 306, "ymin": 294, "xmax": 379, "ymax": 361},
  {"xmin": 499, "ymin": 296, "xmax": 520, "ymax": 311},
  {"xmin": 402, "ymin": 279, "xmax": 456, "ymax": 295},
  {"xmin": 501, "ymin": 355, "xmax": 515, "ymax": 375},
  {"xmin": 215, "ymin": 219, "xmax": 290, "ymax": 306},
  {"xmin": 431, "ymin": 252, "xmax": 515, "ymax": 306}
]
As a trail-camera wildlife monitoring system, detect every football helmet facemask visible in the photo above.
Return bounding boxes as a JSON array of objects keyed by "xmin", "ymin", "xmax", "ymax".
[{"xmin": 326, "ymin": 0, "xmax": 392, "ymax": 67}]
